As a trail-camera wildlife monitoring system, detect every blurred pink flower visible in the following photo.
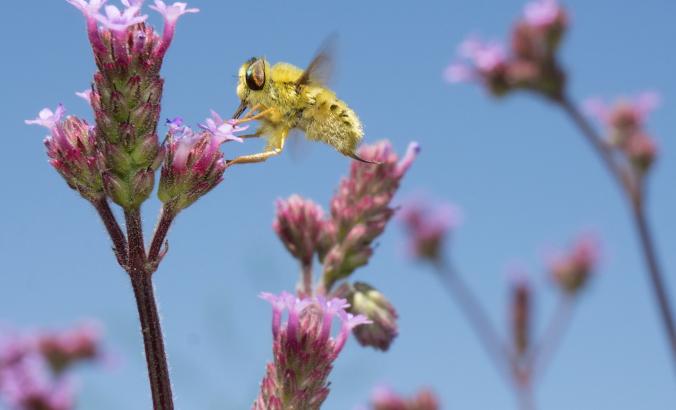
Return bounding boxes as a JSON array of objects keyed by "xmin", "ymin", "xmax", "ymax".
[
  {"xmin": 548, "ymin": 234, "xmax": 600, "ymax": 294},
  {"xmin": 400, "ymin": 199, "xmax": 461, "ymax": 262}
]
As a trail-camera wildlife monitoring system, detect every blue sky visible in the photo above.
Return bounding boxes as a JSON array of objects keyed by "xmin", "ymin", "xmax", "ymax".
[{"xmin": 2, "ymin": 0, "xmax": 676, "ymax": 409}]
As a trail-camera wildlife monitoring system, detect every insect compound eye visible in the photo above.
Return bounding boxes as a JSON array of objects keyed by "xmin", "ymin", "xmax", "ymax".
[{"xmin": 245, "ymin": 59, "xmax": 266, "ymax": 91}]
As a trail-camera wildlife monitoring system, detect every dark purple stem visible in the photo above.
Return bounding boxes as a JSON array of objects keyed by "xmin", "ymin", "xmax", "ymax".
[
  {"xmin": 148, "ymin": 204, "xmax": 176, "ymax": 268},
  {"xmin": 92, "ymin": 197, "xmax": 127, "ymax": 267},
  {"xmin": 125, "ymin": 208, "xmax": 174, "ymax": 410},
  {"xmin": 558, "ymin": 95, "xmax": 676, "ymax": 369}
]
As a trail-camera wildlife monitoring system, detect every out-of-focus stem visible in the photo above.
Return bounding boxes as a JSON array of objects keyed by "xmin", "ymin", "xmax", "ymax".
[
  {"xmin": 148, "ymin": 204, "xmax": 176, "ymax": 267},
  {"xmin": 125, "ymin": 208, "xmax": 174, "ymax": 410},
  {"xmin": 300, "ymin": 262, "xmax": 313, "ymax": 297},
  {"xmin": 557, "ymin": 95, "xmax": 676, "ymax": 369},
  {"xmin": 434, "ymin": 259, "xmax": 512, "ymax": 383},
  {"xmin": 529, "ymin": 295, "xmax": 574, "ymax": 383},
  {"xmin": 92, "ymin": 197, "xmax": 127, "ymax": 267}
]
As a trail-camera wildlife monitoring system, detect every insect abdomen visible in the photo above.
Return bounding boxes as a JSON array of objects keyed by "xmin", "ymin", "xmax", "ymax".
[{"xmin": 301, "ymin": 91, "xmax": 363, "ymax": 155}]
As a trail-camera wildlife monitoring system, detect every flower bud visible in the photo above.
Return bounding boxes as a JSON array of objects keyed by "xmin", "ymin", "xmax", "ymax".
[
  {"xmin": 26, "ymin": 106, "xmax": 105, "ymax": 202},
  {"xmin": 549, "ymin": 234, "xmax": 599, "ymax": 294},
  {"xmin": 158, "ymin": 115, "xmax": 244, "ymax": 212},
  {"xmin": 273, "ymin": 195, "xmax": 326, "ymax": 269},
  {"xmin": 400, "ymin": 200, "xmax": 460, "ymax": 263},
  {"xmin": 509, "ymin": 273, "xmax": 531, "ymax": 356},
  {"xmin": 340, "ymin": 282, "xmax": 399, "ymax": 351}
]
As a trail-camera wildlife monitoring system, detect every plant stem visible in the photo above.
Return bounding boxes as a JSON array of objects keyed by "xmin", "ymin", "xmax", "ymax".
[
  {"xmin": 558, "ymin": 95, "xmax": 676, "ymax": 369},
  {"xmin": 529, "ymin": 295, "xmax": 574, "ymax": 383},
  {"xmin": 301, "ymin": 263, "xmax": 313, "ymax": 297},
  {"xmin": 125, "ymin": 208, "xmax": 174, "ymax": 410},
  {"xmin": 148, "ymin": 205, "xmax": 176, "ymax": 267},
  {"xmin": 92, "ymin": 197, "xmax": 127, "ymax": 267}
]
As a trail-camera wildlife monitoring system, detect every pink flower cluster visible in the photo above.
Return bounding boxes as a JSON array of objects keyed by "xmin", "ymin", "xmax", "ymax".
[
  {"xmin": 0, "ymin": 323, "xmax": 102, "ymax": 410},
  {"xmin": 585, "ymin": 92, "xmax": 660, "ymax": 174},
  {"xmin": 446, "ymin": 0, "xmax": 567, "ymax": 98},
  {"xmin": 254, "ymin": 292, "xmax": 370, "ymax": 410},
  {"xmin": 25, "ymin": 105, "xmax": 104, "ymax": 202},
  {"xmin": 158, "ymin": 113, "xmax": 246, "ymax": 211},
  {"xmin": 272, "ymin": 141, "xmax": 418, "ymax": 351}
]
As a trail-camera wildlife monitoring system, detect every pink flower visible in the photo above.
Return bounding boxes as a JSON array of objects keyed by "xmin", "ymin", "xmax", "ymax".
[
  {"xmin": 523, "ymin": 0, "xmax": 562, "ymax": 28},
  {"xmin": 158, "ymin": 115, "xmax": 246, "ymax": 211},
  {"xmin": 444, "ymin": 37, "xmax": 507, "ymax": 85},
  {"xmin": 400, "ymin": 199, "xmax": 461, "ymax": 262},
  {"xmin": 149, "ymin": 1, "xmax": 199, "ymax": 24},
  {"xmin": 95, "ymin": 5, "xmax": 147, "ymax": 31},
  {"xmin": 149, "ymin": 1, "xmax": 199, "ymax": 55},
  {"xmin": 548, "ymin": 234, "xmax": 600, "ymax": 294},
  {"xmin": 65, "ymin": 0, "xmax": 106, "ymax": 16},
  {"xmin": 199, "ymin": 110, "xmax": 245, "ymax": 144},
  {"xmin": 255, "ymin": 292, "xmax": 370, "ymax": 410},
  {"xmin": 25, "ymin": 104, "xmax": 65, "ymax": 130},
  {"xmin": 583, "ymin": 92, "xmax": 660, "ymax": 132},
  {"xmin": 75, "ymin": 89, "xmax": 92, "ymax": 104}
]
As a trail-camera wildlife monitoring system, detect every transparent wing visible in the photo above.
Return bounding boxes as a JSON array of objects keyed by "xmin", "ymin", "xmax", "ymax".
[
  {"xmin": 295, "ymin": 34, "xmax": 338, "ymax": 89},
  {"xmin": 286, "ymin": 129, "xmax": 313, "ymax": 162}
]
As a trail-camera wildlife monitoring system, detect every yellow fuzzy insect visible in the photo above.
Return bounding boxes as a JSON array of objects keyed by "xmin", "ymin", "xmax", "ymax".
[{"xmin": 228, "ymin": 41, "xmax": 376, "ymax": 165}]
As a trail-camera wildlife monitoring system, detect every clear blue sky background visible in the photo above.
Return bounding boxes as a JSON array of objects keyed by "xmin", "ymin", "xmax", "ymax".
[{"xmin": 2, "ymin": 0, "xmax": 675, "ymax": 409}]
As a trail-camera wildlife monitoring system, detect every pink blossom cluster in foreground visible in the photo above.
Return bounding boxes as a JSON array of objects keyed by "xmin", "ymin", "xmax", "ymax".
[
  {"xmin": 0, "ymin": 323, "xmax": 102, "ymax": 410},
  {"xmin": 254, "ymin": 292, "xmax": 370, "ymax": 410}
]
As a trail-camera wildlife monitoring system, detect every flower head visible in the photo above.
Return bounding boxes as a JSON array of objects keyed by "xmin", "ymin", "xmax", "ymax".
[
  {"xmin": 0, "ymin": 323, "xmax": 103, "ymax": 410},
  {"xmin": 255, "ymin": 292, "xmax": 369, "ymax": 410},
  {"xmin": 548, "ymin": 234, "xmax": 599, "ymax": 294},
  {"xmin": 444, "ymin": 37, "xmax": 513, "ymax": 95},
  {"xmin": 273, "ymin": 195, "xmax": 326, "ymax": 270},
  {"xmin": 320, "ymin": 141, "xmax": 419, "ymax": 289},
  {"xmin": 400, "ymin": 199, "xmax": 461, "ymax": 262},
  {"xmin": 158, "ymin": 114, "xmax": 246, "ymax": 211},
  {"xmin": 26, "ymin": 106, "xmax": 104, "ymax": 202}
]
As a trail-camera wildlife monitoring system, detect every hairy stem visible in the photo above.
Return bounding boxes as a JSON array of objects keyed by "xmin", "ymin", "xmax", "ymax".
[
  {"xmin": 148, "ymin": 204, "xmax": 176, "ymax": 267},
  {"xmin": 300, "ymin": 263, "xmax": 313, "ymax": 297},
  {"xmin": 125, "ymin": 209, "xmax": 174, "ymax": 410},
  {"xmin": 92, "ymin": 197, "xmax": 127, "ymax": 267},
  {"xmin": 557, "ymin": 95, "xmax": 676, "ymax": 369}
]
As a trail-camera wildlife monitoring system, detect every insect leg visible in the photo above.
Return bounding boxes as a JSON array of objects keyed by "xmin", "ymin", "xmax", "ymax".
[
  {"xmin": 235, "ymin": 108, "xmax": 274, "ymax": 124},
  {"xmin": 225, "ymin": 129, "xmax": 287, "ymax": 167}
]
